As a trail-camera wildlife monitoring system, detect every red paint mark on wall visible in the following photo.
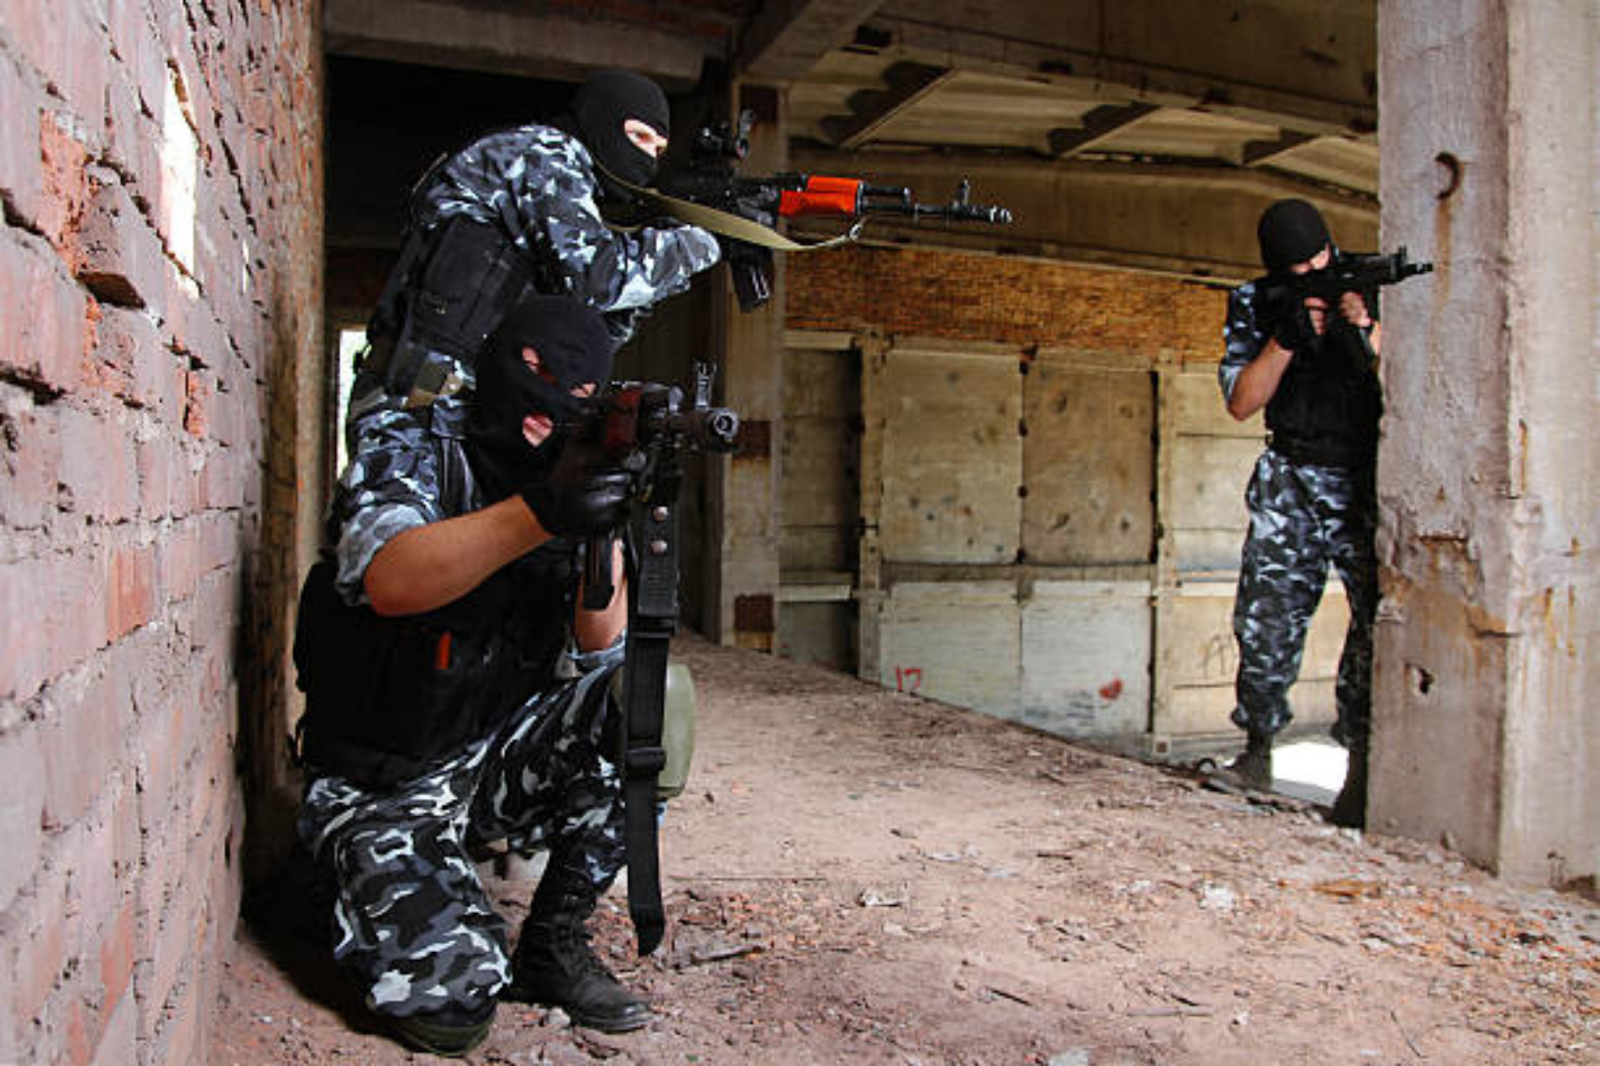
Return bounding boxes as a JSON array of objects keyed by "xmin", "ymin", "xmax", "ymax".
[
  {"xmin": 1099, "ymin": 678, "xmax": 1124, "ymax": 701},
  {"xmin": 895, "ymin": 666, "xmax": 923, "ymax": 694}
]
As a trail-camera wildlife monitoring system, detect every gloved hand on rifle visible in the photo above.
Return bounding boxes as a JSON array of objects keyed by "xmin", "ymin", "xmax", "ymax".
[
  {"xmin": 1266, "ymin": 300, "xmax": 1319, "ymax": 355},
  {"xmin": 519, "ymin": 436, "xmax": 633, "ymax": 539}
]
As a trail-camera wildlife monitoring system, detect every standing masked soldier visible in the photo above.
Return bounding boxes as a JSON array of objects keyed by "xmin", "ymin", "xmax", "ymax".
[
  {"xmin": 1216, "ymin": 198, "xmax": 1382, "ymax": 829},
  {"xmin": 354, "ymin": 68, "xmax": 721, "ymax": 416},
  {"xmin": 294, "ymin": 296, "xmax": 654, "ymax": 1056}
]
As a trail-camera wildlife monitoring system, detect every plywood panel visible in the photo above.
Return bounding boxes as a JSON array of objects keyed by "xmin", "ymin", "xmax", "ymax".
[
  {"xmin": 1021, "ymin": 580, "xmax": 1150, "ymax": 736},
  {"xmin": 784, "ymin": 345, "xmax": 857, "ymax": 417},
  {"xmin": 1171, "ymin": 435, "xmax": 1260, "ymax": 570},
  {"xmin": 1169, "ymin": 369, "xmax": 1263, "ymax": 574},
  {"xmin": 879, "ymin": 581, "xmax": 1020, "ymax": 717},
  {"xmin": 1171, "ymin": 371, "xmax": 1265, "ymax": 439},
  {"xmin": 781, "ymin": 346, "xmax": 860, "ymax": 573},
  {"xmin": 1168, "ymin": 581, "xmax": 1346, "ymax": 730},
  {"xmin": 779, "ymin": 525, "xmax": 855, "ymax": 573},
  {"xmin": 880, "ymin": 351, "xmax": 1021, "ymax": 564},
  {"xmin": 779, "ymin": 602, "xmax": 856, "ymax": 673},
  {"xmin": 1173, "ymin": 529, "xmax": 1246, "ymax": 574},
  {"xmin": 781, "ymin": 418, "xmax": 857, "ymax": 564},
  {"xmin": 1023, "ymin": 366, "xmax": 1154, "ymax": 565},
  {"xmin": 1168, "ymin": 677, "xmax": 1336, "ymax": 735},
  {"xmin": 1169, "ymin": 588, "xmax": 1240, "ymax": 689},
  {"xmin": 1166, "ymin": 683, "xmax": 1237, "ymax": 735}
]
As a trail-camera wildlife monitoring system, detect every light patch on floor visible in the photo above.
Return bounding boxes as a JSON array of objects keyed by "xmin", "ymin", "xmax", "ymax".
[{"xmin": 1272, "ymin": 739, "xmax": 1348, "ymax": 804}]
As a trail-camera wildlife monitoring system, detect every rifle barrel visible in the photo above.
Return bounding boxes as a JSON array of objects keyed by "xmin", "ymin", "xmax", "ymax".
[{"xmin": 868, "ymin": 201, "xmax": 1013, "ymax": 224}]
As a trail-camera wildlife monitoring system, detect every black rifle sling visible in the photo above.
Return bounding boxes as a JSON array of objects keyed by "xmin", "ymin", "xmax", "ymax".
[{"xmin": 622, "ymin": 501, "xmax": 678, "ymax": 955}]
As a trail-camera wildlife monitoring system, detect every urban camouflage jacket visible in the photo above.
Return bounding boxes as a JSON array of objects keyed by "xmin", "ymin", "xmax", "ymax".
[
  {"xmin": 413, "ymin": 123, "xmax": 719, "ymax": 346},
  {"xmin": 1218, "ymin": 280, "xmax": 1272, "ymax": 406},
  {"xmin": 350, "ymin": 123, "xmax": 721, "ymax": 419},
  {"xmin": 331, "ymin": 397, "xmax": 478, "ymax": 604},
  {"xmin": 328, "ymin": 396, "xmax": 574, "ymax": 629}
]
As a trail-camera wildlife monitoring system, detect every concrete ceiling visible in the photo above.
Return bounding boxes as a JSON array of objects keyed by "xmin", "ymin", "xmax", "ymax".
[
  {"xmin": 760, "ymin": 1, "xmax": 1378, "ymax": 199},
  {"xmin": 322, "ymin": 0, "xmax": 1380, "ymax": 280}
]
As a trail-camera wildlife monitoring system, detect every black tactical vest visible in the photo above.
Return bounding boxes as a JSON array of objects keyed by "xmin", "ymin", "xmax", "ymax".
[
  {"xmin": 292, "ymin": 415, "xmax": 574, "ymax": 786},
  {"xmin": 1262, "ymin": 288, "xmax": 1383, "ymax": 469}
]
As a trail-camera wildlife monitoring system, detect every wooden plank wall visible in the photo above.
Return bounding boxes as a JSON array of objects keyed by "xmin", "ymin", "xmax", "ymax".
[{"xmin": 779, "ymin": 329, "xmax": 1352, "ymax": 746}]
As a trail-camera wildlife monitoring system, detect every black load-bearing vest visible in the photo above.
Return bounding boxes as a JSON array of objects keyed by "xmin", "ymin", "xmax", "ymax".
[
  {"xmin": 1260, "ymin": 280, "xmax": 1383, "ymax": 469},
  {"xmin": 292, "ymin": 420, "xmax": 574, "ymax": 787}
]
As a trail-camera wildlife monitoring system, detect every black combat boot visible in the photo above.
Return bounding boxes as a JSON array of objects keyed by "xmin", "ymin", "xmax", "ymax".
[
  {"xmin": 505, "ymin": 863, "xmax": 650, "ymax": 1033},
  {"xmin": 1329, "ymin": 743, "xmax": 1368, "ymax": 829},
  {"xmin": 1219, "ymin": 731, "xmax": 1274, "ymax": 791}
]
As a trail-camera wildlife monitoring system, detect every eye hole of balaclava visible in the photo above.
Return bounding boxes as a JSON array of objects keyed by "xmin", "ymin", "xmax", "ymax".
[
  {"xmin": 571, "ymin": 69, "xmax": 671, "ymax": 189},
  {"xmin": 465, "ymin": 296, "xmax": 615, "ymax": 497},
  {"xmin": 1257, "ymin": 198, "xmax": 1331, "ymax": 275}
]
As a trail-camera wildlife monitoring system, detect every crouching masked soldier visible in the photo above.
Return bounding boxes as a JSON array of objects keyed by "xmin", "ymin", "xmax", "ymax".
[
  {"xmin": 294, "ymin": 296, "xmax": 652, "ymax": 1056},
  {"xmin": 354, "ymin": 67, "xmax": 722, "ymax": 416},
  {"xmin": 1215, "ymin": 198, "xmax": 1382, "ymax": 828}
]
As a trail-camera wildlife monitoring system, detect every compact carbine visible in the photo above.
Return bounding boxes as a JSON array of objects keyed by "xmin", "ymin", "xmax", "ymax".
[{"xmin": 1259, "ymin": 247, "xmax": 1435, "ymax": 352}]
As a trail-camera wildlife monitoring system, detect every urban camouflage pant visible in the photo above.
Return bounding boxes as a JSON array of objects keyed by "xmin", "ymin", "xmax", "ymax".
[
  {"xmin": 1232, "ymin": 449, "xmax": 1378, "ymax": 748},
  {"xmin": 296, "ymin": 654, "xmax": 625, "ymax": 1019}
]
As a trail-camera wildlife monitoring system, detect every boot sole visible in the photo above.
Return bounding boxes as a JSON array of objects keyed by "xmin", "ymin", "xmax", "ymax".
[
  {"xmin": 503, "ymin": 982, "xmax": 652, "ymax": 1034},
  {"xmin": 1203, "ymin": 767, "xmax": 1273, "ymax": 794},
  {"xmin": 385, "ymin": 1015, "xmax": 492, "ymax": 1057}
]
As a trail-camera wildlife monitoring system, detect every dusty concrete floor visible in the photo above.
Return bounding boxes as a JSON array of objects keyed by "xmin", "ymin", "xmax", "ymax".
[{"xmin": 217, "ymin": 635, "xmax": 1600, "ymax": 1065}]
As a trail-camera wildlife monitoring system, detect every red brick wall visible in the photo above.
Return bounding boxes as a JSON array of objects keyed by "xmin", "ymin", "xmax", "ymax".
[
  {"xmin": 0, "ymin": 2, "xmax": 321, "ymax": 1064},
  {"xmin": 788, "ymin": 245, "xmax": 1228, "ymax": 365}
]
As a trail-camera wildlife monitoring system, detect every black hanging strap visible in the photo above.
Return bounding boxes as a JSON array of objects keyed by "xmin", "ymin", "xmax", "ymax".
[{"xmin": 620, "ymin": 498, "xmax": 678, "ymax": 955}]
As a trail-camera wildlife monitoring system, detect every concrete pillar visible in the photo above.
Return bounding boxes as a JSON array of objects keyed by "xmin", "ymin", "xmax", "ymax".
[
  {"xmin": 856, "ymin": 331, "xmax": 888, "ymax": 682},
  {"xmin": 1376, "ymin": 2, "xmax": 1598, "ymax": 884},
  {"xmin": 1148, "ymin": 349, "xmax": 1181, "ymax": 754},
  {"xmin": 708, "ymin": 83, "xmax": 787, "ymax": 650}
]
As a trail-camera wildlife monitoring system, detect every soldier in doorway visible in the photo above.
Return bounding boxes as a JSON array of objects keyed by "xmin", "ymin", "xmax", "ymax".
[{"xmin": 1215, "ymin": 198, "xmax": 1381, "ymax": 829}]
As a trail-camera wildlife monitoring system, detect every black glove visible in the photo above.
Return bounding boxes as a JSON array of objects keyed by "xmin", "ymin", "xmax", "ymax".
[
  {"xmin": 1272, "ymin": 313, "xmax": 1314, "ymax": 354},
  {"xmin": 519, "ymin": 442, "xmax": 632, "ymax": 538},
  {"xmin": 1262, "ymin": 296, "xmax": 1317, "ymax": 355}
]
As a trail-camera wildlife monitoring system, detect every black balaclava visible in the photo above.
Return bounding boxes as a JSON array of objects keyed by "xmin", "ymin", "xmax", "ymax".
[
  {"xmin": 465, "ymin": 295, "xmax": 614, "ymax": 499},
  {"xmin": 1257, "ymin": 198, "xmax": 1331, "ymax": 274},
  {"xmin": 571, "ymin": 69, "xmax": 671, "ymax": 191}
]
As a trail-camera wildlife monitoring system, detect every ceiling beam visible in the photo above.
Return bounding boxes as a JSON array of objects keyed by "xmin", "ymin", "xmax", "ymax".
[
  {"xmin": 1047, "ymin": 102, "xmax": 1161, "ymax": 158},
  {"xmin": 323, "ymin": 0, "xmax": 713, "ymax": 88},
  {"xmin": 737, "ymin": 0, "xmax": 890, "ymax": 83},
  {"xmin": 821, "ymin": 61, "xmax": 954, "ymax": 149},
  {"xmin": 1242, "ymin": 131, "xmax": 1318, "ymax": 168},
  {"xmin": 860, "ymin": 15, "xmax": 1376, "ymax": 139}
]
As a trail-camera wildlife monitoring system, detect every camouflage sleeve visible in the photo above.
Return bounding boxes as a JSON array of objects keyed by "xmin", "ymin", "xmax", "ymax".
[
  {"xmin": 417, "ymin": 126, "xmax": 720, "ymax": 326},
  {"xmin": 1219, "ymin": 282, "xmax": 1268, "ymax": 404},
  {"xmin": 330, "ymin": 405, "xmax": 451, "ymax": 604},
  {"xmin": 506, "ymin": 132, "xmax": 721, "ymax": 312}
]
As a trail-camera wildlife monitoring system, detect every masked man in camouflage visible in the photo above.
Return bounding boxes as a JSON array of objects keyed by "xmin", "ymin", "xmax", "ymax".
[
  {"xmin": 1216, "ymin": 198, "xmax": 1381, "ymax": 829},
  {"xmin": 294, "ymin": 296, "xmax": 653, "ymax": 1055},
  {"xmin": 352, "ymin": 68, "xmax": 721, "ymax": 417}
]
